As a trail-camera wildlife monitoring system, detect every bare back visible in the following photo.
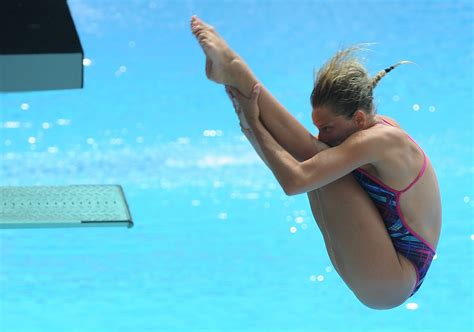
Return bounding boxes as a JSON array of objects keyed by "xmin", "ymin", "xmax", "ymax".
[{"xmin": 357, "ymin": 115, "xmax": 442, "ymax": 250}]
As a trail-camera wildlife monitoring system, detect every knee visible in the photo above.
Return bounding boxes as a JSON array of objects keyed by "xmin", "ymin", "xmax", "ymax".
[
  {"xmin": 354, "ymin": 288, "xmax": 408, "ymax": 310},
  {"xmin": 359, "ymin": 297, "xmax": 405, "ymax": 310},
  {"xmin": 358, "ymin": 297, "xmax": 405, "ymax": 310}
]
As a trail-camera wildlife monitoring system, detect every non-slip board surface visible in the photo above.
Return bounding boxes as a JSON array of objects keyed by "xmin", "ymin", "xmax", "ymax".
[{"xmin": 0, "ymin": 185, "xmax": 133, "ymax": 229}]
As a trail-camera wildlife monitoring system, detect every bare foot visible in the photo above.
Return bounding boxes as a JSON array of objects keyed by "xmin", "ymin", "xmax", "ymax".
[{"xmin": 190, "ymin": 15, "xmax": 241, "ymax": 85}]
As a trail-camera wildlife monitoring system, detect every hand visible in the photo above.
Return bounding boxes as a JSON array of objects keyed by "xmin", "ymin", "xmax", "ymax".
[
  {"xmin": 225, "ymin": 83, "xmax": 262, "ymax": 127},
  {"xmin": 225, "ymin": 85, "xmax": 253, "ymax": 136},
  {"xmin": 225, "ymin": 85, "xmax": 244, "ymax": 122}
]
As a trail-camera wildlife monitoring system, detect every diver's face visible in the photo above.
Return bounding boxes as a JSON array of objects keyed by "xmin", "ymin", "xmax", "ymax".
[{"xmin": 312, "ymin": 107, "xmax": 358, "ymax": 147}]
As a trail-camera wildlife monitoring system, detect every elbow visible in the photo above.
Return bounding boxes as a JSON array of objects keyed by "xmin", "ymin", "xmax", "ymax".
[
  {"xmin": 286, "ymin": 179, "xmax": 322, "ymax": 196},
  {"xmin": 284, "ymin": 181, "xmax": 298, "ymax": 196},
  {"xmin": 285, "ymin": 186, "xmax": 301, "ymax": 196},
  {"xmin": 284, "ymin": 169, "xmax": 302, "ymax": 196},
  {"xmin": 284, "ymin": 186, "xmax": 294, "ymax": 196}
]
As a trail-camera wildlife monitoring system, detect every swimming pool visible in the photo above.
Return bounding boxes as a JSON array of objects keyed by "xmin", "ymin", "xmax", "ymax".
[{"xmin": 0, "ymin": 0, "xmax": 472, "ymax": 331}]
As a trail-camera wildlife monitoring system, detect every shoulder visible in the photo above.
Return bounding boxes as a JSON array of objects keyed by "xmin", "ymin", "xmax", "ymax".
[
  {"xmin": 376, "ymin": 115, "xmax": 402, "ymax": 128},
  {"xmin": 340, "ymin": 123, "xmax": 400, "ymax": 164},
  {"xmin": 294, "ymin": 127, "xmax": 385, "ymax": 193},
  {"xmin": 294, "ymin": 122, "xmax": 404, "ymax": 194}
]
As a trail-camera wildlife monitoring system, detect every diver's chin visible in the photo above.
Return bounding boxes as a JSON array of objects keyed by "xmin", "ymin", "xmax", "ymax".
[{"xmin": 330, "ymin": 140, "xmax": 343, "ymax": 147}]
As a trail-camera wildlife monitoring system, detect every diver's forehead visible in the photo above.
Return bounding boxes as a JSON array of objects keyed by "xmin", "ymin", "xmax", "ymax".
[{"xmin": 312, "ymin": 107, "xmax": 337, "ymax": 127}]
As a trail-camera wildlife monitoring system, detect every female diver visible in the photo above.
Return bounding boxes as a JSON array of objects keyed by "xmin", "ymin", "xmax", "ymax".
[{"xmin": 190, "ymin": 15, "xmax": 441, "ymax": 310}]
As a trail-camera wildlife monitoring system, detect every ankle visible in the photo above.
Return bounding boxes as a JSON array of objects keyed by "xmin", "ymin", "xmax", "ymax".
[{"xmin": 229, "ymin": 58, "xmax": 259, "ymax": 97}]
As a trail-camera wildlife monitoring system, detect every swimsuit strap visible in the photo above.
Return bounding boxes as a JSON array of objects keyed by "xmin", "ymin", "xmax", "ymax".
[
  {"xmin": 400, "ymin": 137, "xmax": 427, "ymax": 193},
  {"xmin": 377, "ymin": 118, "xmax": 427, "ymax": 193},
  {"xmin": 380, "ymin": 118, "xmax": 395, "ymax": 126}
]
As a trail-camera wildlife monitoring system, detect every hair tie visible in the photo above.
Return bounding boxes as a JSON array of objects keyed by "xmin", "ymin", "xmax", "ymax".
[{"xmin": 385, "ymin": 65, "xmax": 394, "ymax": 73}]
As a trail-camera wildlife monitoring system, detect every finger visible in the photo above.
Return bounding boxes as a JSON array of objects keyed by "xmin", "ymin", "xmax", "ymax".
[
  {"xmin": 240, "ymin": 113, "xmax": 251, "ymax": 129},
  {"xmin": 228, "ymin": 86, "xmax": 246, "ymax": 100},
  {"xmin": 225, "ymin": 86, "xmax": 233, "ymax": 99},
  {"xmin": 232, "ymin": 100, "xmax": 241, "ymax": 113},
  {"xmin": 225, "ymin": 85, "xmax": 234, "ymax": 98},
  {"xmin": 225, "ymin": 85, "xmax": 239, "ymax": 105},
  {"xmin": 241, "ymin": 125, "xmax": 251, "ymax": 135},
  {"xmin": 251, "ymin": 84, "xmax": 261, "ymax": 102},
  {"xmin": 227, "ymin": 87, "xmax": 239, "ymax": 104},
  {"xmin": 225, "ymin": 86, "xmax": 239, "ymax": 108},
  {"xmin": 230, "ymin": 91, "xmax": 248, "ymax": 108},
  {"xmin": 228, "ymin": 92, "xmax": 239, "ymax": 108},
  {"xmin": 244, "ymin": 127, "xmax": 255, "ymax": 140},
  {"xmin": 229, "ymin": 96, "xmax": 242, "ymax": 114}
]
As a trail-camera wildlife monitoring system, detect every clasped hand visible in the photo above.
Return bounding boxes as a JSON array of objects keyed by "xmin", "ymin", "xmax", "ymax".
[{"xmin": 225, "ymin": 83, "xmax": 262, "ymax": 133}]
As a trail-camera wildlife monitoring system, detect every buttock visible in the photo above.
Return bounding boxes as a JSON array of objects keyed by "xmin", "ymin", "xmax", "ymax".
[
  {"xmin": 394, "ymin": 243, "xmax": 435, "ymax": 297},
  {"xmin": 396, "ymin": 252, "xmax": 419, "ymax": 297}
]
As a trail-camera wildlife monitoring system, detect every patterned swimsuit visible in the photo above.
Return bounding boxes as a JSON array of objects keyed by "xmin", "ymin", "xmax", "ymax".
[{"xmin": 352, "ymin": 119, "xmax": 437, "ymax": 297}]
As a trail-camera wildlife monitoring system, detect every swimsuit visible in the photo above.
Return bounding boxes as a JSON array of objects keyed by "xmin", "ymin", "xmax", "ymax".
[{"xmin": 352, "ymin": 118, "xmax": 437, "ymax": 297}]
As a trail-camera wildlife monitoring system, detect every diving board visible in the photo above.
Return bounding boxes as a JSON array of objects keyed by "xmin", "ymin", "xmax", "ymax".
[
  {"xmin": 0, "ymin": 185, "xmax": 133, "ymax": 229},
  {"xmin": 0, "ymin": 0, "xmax": 84, "ymax": 92}
]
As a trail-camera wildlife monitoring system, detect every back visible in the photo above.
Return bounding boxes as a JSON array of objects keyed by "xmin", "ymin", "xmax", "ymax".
[{"xmin": 359, "ymin": 115, "xmax": 442, "ymax": 250}]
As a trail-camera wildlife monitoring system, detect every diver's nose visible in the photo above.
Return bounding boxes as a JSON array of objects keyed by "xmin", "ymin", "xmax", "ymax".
[{"xmin": 317, "ymin": 132, "xmax": 327, "ymax": 143}]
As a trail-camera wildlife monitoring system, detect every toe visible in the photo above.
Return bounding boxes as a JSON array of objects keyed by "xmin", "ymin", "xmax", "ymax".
[
  {"xmin": 191, "ymin": 17, "xmax": 215, "ymax": 33},
  {"xmin": 197, "ymin": 31, "xmax": 208, "ymax": 40},
  {"xmin": 201, "ymin": 39, "xmax": 210, "ymax": 49},
  {"xmin": 195, "ymin": 18, "xmax": 211, "ymax": 30},
  {"xmin": 193, "ymin": 25, "xmax": 203, "ymax": 34},
  {"xmin": 193, "ymin": 17, "xmax": 202, "ymax": 25},
  {"xmin": 200, "ymin": 22, "xmax": 212, "ymax": 31}
]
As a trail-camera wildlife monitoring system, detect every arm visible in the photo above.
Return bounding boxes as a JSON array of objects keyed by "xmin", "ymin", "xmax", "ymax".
[
  {"xmin": 236, "ymin": 110, "xmax": 273, "ymax": 169},
  {"xmin": 238, "ymin": 109, "xmax": 329, "ymax": 170},
  {"xmin": 227, "ymin": 84, "xmax": 327, "ymax": 195},
  {"xmin": 229, "ymin": 59, "xmax": 317, "ymax": 162},
  {"xmin": 248, "ymin": 119, "xmax": 379, "ymax": 196},
  {"xmin": 238, "ymin": 85, "xmax": 381, "ymax": 196},
  {"xmin": 291, "ymin": 130, "xmax": 380, "ymax": 195},
  {"xmin": 249, "ymin": 119, "xmax": 300, "ymax": 195}
]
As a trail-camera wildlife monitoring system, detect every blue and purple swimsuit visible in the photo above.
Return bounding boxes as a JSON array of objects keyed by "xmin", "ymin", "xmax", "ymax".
[{"xmin": 352, "ymin": 118, "xmax": 437, "ymax": 297}]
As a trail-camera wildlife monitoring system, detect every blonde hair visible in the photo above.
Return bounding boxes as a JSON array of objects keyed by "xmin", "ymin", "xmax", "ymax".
[{"xmin": 310, "ymin": 43, "xmax": 414, "ymax": 118}]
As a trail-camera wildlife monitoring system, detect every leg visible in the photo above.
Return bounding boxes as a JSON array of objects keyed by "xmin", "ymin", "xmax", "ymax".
[
  {"xmin": 190, "ymin": 16, "xmax": 316, "ymax": 163},
  {"xmin": 308, "ymin": 175, "xmax": 418, "ymax": 309},
  {"xmin": 234, "ymin": 105, "xmax": 343, "ymax": 280},
  {"xmin": 228, "ymin": 58, "xmax": 316, "ymax": 162},
  {"xmin": 190, "ymin": 17, "xmax": 338, "ymax": 263},
  {"xmin": 307, "ymin": 190, "xmax": 343, "ymax": 276}
]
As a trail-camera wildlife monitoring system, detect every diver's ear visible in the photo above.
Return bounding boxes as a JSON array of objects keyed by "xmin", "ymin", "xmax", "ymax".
[
  {"xmin": 353, "ymin": 110, "xmax": 365, "ymax": 127},
  {"xmin": 352, "ymin": 110, "xmax": 364, "ymax": 127}
]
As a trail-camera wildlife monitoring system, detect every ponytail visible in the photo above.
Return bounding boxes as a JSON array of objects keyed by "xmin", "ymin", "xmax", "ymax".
[{"xmin": 371, "ymin": 60, "xmax": 416, "ymax": 89}]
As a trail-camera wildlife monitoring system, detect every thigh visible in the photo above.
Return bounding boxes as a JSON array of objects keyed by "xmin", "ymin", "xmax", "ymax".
[
  {"xmin": 307, "ymin": 190, "xmax": 342, "ymax": 275},
  {"xmin": 308, "ymin": 173, "xmax": 417, "ymax": 303}
]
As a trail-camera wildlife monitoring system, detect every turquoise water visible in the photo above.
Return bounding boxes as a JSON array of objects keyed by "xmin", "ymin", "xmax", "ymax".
[{"xmin": 1, "ymin": 0, "xmax": 473, "ymax": 331}]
